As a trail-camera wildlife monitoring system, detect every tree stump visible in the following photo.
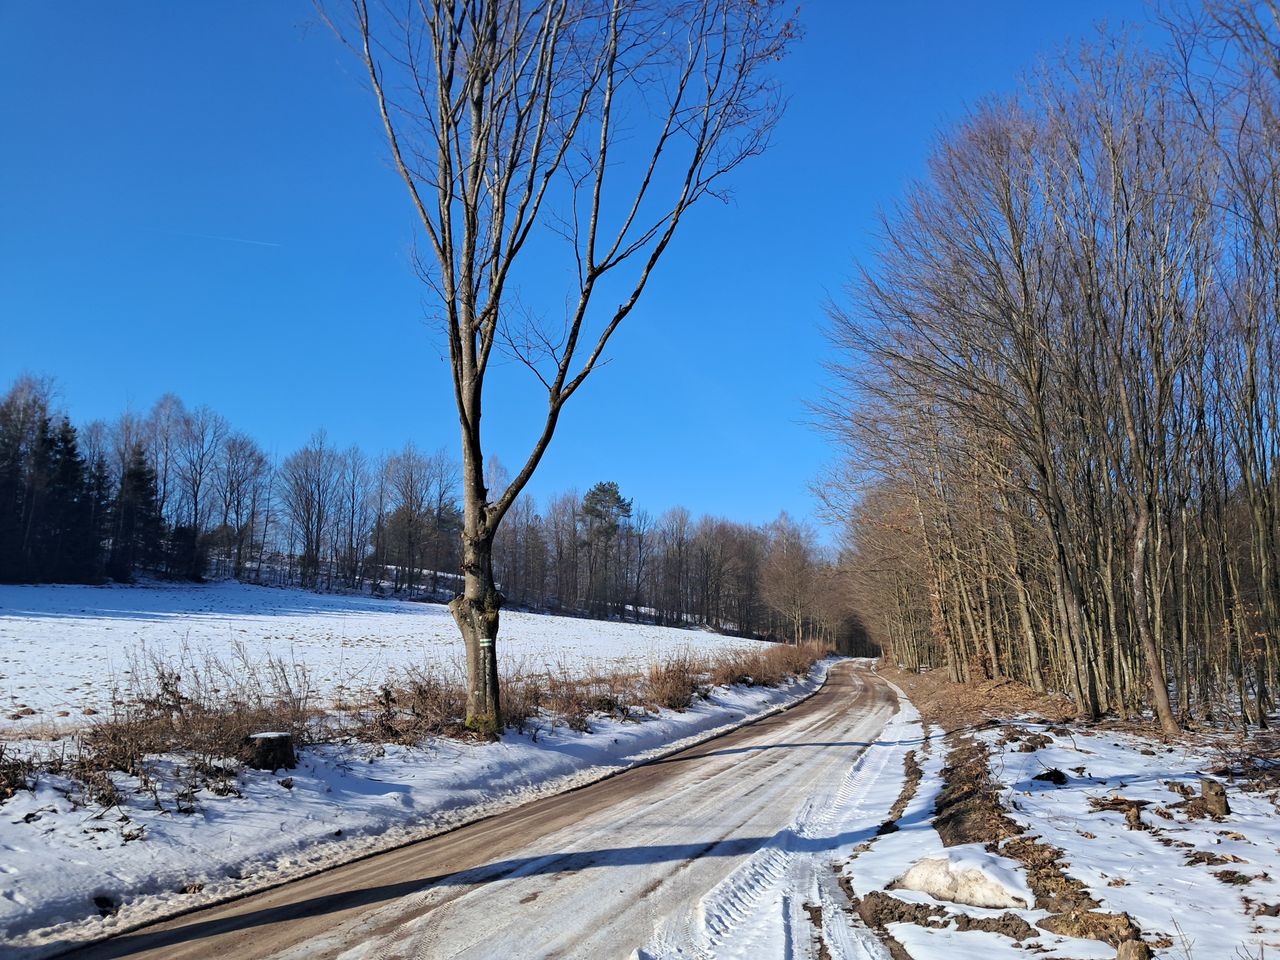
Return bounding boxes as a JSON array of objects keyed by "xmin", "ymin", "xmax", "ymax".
[
  {"xmin": 247, "ymin": 732, "xmax": 296, "ymax": 771},
  {"xmin": 1199, "ymin": 778, "xmax": 1230, "ymax": 817},
  {"xmin": 1117, "ymin": 941, "xmax": 1153, "ymax": 960}
]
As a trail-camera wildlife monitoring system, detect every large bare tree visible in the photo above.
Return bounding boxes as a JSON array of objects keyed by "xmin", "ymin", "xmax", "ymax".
[{"xmin": 326, "ymin": 0, "xmax": 794, "ymax": 733}]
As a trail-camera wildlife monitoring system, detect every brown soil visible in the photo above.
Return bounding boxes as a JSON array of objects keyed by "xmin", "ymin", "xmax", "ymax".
[
  {"xmin": 879, "ymin": 664, "xmax": 1075, "ymax": 733},
  {"xmin": 1038, "ymin": 908, "xmax": 1140, "ymax": 945},
  {"xmin": 932, "ymin": 733, "xmax": 1103, "ymax": 916},
  {"xmin": 876, "ymin": 749, "xmax": 921, "ymax": 836},
  {"xmin": 855, "ymin": 890, "xmax": 944, "ymax": 930},
  {"xmin": 849, "ymin": 891, "xmax": 929, "ymax": 960},
  {"xmin": 932, "ymin": 736, "xmax": 1020, "ymax": 848},
  {"xmin": 801, "ymin": 902, "xmax": 832, "ymax": 960}
]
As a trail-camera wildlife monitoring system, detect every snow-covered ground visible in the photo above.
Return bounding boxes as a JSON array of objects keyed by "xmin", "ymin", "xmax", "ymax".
[
  {"xmin": 0, "ymin": 580, "xmax": 827, "ymax": 953},
  {"xmin": 1, "ymin": 665, "xmax": 830, "ymax": 954},
  {"xmin": 836, "ymin": 702, "xmax": 1280, "ymax": 959},
  {"xmin": 0, "ymin": 581, "xmax": 765, "ymax": 728},
  {"xmin": 981, "ymin": 723, "xmax": 1280, "ymax": 958},
  {"xmin": 839, "ymin": 700, "xmax": 1114, "ymax": 960}
]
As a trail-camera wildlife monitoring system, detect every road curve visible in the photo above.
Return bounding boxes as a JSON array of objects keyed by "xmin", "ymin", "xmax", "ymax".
[{"xmin": 62, "ymin": 661, "xmax": 899, "ymax": 960}]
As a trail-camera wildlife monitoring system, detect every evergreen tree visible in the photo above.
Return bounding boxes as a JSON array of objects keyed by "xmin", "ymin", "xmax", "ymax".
[
  {"xmin": 109, "ymin": 443, "xmax": 162, "ymax": 581},
  {"xmin": 86, "ymin": 455, "xmax": 112, "ymax": 579},
  {"xmin": 19, "ymin": 417, "xmax": 56, "ymax": 580},
  {"xmin": 43, "ymin": 418, "xmax": 98, "ymax": 581},
  {"xmin": 0, "ymin": 409, "xmax": 24, "ymax": 582},
  {"xmin": 580, "ymin": 481, "xmax": 632, "ymax": 616}
]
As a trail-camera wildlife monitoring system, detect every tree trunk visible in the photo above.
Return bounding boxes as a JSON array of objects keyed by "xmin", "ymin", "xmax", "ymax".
[
  {"xmin": 1133, "ymin": 500, "xmax": 1180, "ymax": 735},
  {"xmin": 450, "ymin": 527, "xmax": 503, "ymax": 737}
]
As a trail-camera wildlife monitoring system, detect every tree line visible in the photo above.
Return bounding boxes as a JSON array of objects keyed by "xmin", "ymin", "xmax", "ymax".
[
  {"xmin": 824, "ymin": 1, "xmax": 1280, "ymax": 731},
  {"xmin": 0, "ymin": 375, "xmax": 862, "ymax": 649}
]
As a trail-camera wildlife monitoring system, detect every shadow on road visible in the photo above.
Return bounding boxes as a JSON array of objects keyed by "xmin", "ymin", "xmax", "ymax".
[{"xmin": 54, "ymin": 819, "xmax": 905, "ymax": 959}]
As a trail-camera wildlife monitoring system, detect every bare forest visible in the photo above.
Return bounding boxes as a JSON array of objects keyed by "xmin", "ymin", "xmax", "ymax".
[
  {"xmin": 824, "ymin": 2, "xmax": 1280, "ymax": 732},
  {"xmin": 0, "ymin": 377, "xmax": 858, "ymax": 650}
]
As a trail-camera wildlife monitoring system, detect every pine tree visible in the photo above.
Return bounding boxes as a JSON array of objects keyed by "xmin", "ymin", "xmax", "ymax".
[
  {"xmin": 0, "ymin": 410, "xmax": 24, "ymax": 582},
  {"xmin": 86, "ymin": 455, "xmax": 112, "ymax": 580},
  {"xmin": 44, "ymin": 418, "xmax": 97, "ymax": 582},
  {"xmin": 19, "ymin": 417, "xmax": 56, "ymax": 580},
  {"xmin": 580, "ymin": 482, "xmax": 633, "ymax": 617},
  {"xmin": 109, "ymin": 443, "xmax": 162, "ymax": 582}
]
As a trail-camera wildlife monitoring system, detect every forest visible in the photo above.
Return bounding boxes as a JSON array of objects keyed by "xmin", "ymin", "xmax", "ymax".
[
  {"xmin": 0, "ymin": 375, "xmax": 857, "ymax": 649},
  {"xmin": 825, "ymin": 3, "xmax": 1280, "ymax": 731}
]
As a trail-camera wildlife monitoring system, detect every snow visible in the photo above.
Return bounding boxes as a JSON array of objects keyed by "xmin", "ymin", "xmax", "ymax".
[
  {"xmin": 7, "ymin": 586, "xmax": 1268, "ymax": 960},
  {"xmin": 840, "ymin": 696, "xmax": 1118, "ymax": 960},
  {"xmin": 0, "ymin": 581, "xmax": 828, "ymax": 955},
  {"xmin": 982, "ymin": 722, "xmax": 1280, "ymax": 958},
  {"xmin": 648, "ymin": 688, "xmax": 916, "ymax": 960},
  {"xmin": 0, "ymin": 581, "xmax": 771, "ymax": 728},
  {"xmin": 891, "ymin": 846, "xmax": 1033, "ymax": 909}
]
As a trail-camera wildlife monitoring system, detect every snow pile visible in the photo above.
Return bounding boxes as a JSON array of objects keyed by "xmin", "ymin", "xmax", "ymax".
[{"xmin": 891, "ymin": 845, "xmax": 1032, "ymax": 909}]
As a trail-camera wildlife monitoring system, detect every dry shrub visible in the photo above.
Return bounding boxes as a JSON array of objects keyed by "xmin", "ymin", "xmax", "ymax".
[
  {"xmin": 82, "ymin": 644, "xmax": 315, "ymax": 778},
  {"xmin": 1, "ymin": 638, "xmax": 832, "ymax": 811},
  {"xmin": 0, "ymin": 745, "xmax": 35, "ymax": 802},
  {"xmin": 499, "ymin": 669, "xmax": 544, "ymax": 734},
  {"xmin": 644, "ymin": 653, "xmax": 706, "ymax": 711},
  {"xmin": 706, "ymin": 643, "xmax": 823, "ymax": 689},
  {"xmin": 880, "ymin": 661, "xmax": 1076, "ymax": 733},
  {"xmin": 542, "ymin": 663, "xmax": 598, "ymax": 731},
  {"xmin": 366, "ymin": 666, "xmax": 469, "ymax": 742},
  {"xmin": 707, "ymin": 650, "xmax": 759, "ymax": 687}
]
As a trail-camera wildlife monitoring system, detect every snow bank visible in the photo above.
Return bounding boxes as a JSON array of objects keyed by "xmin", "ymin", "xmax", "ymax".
[
  {"xmin": 0, "ymin": 660, "xmax": 831, "ymax": 955},
  {"xmin": 982, "ymin": 723, "xmax": 1280, "ymax": 957}
]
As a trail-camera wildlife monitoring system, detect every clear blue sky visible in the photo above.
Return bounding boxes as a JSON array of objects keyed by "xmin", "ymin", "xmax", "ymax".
[{"xmin": 0, "ymin": 1, "xmax": 1149, "ymax": 527}]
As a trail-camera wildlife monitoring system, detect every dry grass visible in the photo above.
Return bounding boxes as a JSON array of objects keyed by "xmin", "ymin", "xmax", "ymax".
[
  {"xmin": 2, "ymin": 640, "xmax": 828, "ymax": 811},
  {"xmin": 880, "ymin": 662, "xmax": 1076, "ymax": 733},
  {"xmin": 346, "ymin": 642, "xmax": 825, "ymax": 741},
  {"xmin": 0, "ymin": 745, "xmax": 35, "ymax": 803},
  {"xmin": 88, "ymin": 646, "xmax": 316, "ymax": 766},
  {"xmin": 644, "ymin": 653, "xmax": 704, "ymax": 711}
]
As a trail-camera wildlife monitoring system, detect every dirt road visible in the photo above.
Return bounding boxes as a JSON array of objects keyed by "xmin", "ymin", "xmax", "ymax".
[{"xmin": 63, "ymin": 661, "xmax": 899, "ymax": 960}]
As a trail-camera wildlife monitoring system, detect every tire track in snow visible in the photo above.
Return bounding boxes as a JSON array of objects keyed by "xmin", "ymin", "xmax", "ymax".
[{"xmin": 648, "ymin": 700, "xmax": 910, "ymax": 960}]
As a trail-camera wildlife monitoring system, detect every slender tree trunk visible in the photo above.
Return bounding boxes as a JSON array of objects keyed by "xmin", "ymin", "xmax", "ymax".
[{"xmin": 1133, "ymin": 499, "xmax": 1180, "ymax": 735}]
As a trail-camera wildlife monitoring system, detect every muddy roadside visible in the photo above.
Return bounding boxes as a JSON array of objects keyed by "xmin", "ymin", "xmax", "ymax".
[{"xmin": 836, "ymin": 663, "xmax": 1168, "ymax": 959}]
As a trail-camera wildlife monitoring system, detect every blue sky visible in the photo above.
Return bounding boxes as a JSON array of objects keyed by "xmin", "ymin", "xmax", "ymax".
[{"xmin": 0, "ymin": 1, "xmax": 1149, "ymax": 527}]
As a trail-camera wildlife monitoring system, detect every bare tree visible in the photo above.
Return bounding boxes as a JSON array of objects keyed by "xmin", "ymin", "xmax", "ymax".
[
  {"xmin": 326, "ymin": 0, "xmax": 795, "ymax": 731},
  {"xmin": 215, "ymin": 431, "xmax": 270, "ymax": 578},
  {"xmin": 761, "ymin": 512, "xmax": 816, "ymax": 644},
  {"xmin": 280, "ymin": 432, "xmax": 340, "ymax": 589},
  {"xmin": 173, "ymin": 405, "xmax": 228, "ymax": 578}
]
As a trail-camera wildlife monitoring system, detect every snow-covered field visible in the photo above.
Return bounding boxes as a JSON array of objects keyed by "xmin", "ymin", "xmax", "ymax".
[{"xmin": 0, "ymin": 581, "xmax": 764, "ymax": 728}]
